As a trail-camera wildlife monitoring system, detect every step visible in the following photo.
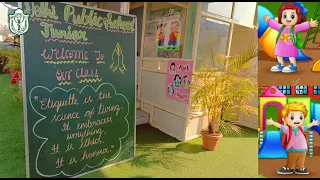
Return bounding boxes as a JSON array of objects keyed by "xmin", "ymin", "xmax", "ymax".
[{"xmin": 136, "ymin": 109, "xmax": 149, "ymax": 125}]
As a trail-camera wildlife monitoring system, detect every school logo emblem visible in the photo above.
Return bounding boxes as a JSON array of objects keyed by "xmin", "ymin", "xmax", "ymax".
[{"xmin": 8, "ymin": 8, "xmax": 30, "ymax": 35}]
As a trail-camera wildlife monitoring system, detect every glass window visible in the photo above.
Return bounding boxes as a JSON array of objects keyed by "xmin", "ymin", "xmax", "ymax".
[
  {"xmin": 295, "ymin": 86, "xmax": 308, "ymax": 95},
  {"xmin": 98, "ymin": 2, "xmax": 122, "ymax": 12},
  {"xmin": 202, "ymin": 2, "xmax": 233, "ymax": 18},
  {"xmin": 233, "ymin": 2, "xmax": 257, "ymax": 27},
  {"xmin": 87, "ymin": 2, "xmax": 98, "ymax": 8},
  {"xmin": 278, "ymin": 86, "xmax": 291, "ymax": 95},
  {"xmin": 130, "ymin": 6, "xmax": 144, "ymax": 56},
  {"xmin": 196, "ymin": 17, "xmax": 230, "ymax": 71},
  {"xmin": 143, "ymin": 2, "xmax": 187, "ymax": 58},
  {"xmin": 314, "ymin": 86, "xmax": 320, "ymax": 95}
]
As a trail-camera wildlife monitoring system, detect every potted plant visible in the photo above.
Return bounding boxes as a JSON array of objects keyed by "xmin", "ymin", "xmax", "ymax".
[{"xmin": 189, "ymin": 44, "xmax": 258, "ymax": 151}]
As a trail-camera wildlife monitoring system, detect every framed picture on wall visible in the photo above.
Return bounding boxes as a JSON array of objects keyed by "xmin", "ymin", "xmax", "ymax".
[{"xmin": 156, "ymin": 9, "xmax": 183, "ymax": 52}]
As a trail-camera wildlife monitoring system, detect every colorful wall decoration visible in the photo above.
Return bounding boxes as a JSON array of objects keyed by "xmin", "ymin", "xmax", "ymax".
[
  {"xmin": 156, "ymin": 9, "xmax": 182, "ymax": 51},
  {"xmin": 166, "ymin": 60, "xmax": 193, "ymax": 104}
]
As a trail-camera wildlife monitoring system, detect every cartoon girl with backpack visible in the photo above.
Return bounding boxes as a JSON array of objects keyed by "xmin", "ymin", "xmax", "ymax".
[
  {"xmin": 264, "ymin": 2, "xmax": 318, "ymax": 73},
  {"xmin": 267, "ymin": 101, "xmax": 319, "ymax": 175}
]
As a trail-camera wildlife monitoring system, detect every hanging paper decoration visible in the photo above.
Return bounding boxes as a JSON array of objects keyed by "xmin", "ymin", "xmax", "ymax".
[
  {"xmin": 166, "ymin": 60, "xmax": 193, "ymax": 104},
  {"xmin": 156, "ymin": 9, "xmax": 183, "ymax": 52}
]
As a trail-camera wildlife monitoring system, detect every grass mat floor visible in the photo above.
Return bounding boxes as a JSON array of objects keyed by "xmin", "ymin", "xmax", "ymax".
[{"xmin": 0, "ymin": 74, "xmax": 258, "ymax": 178}]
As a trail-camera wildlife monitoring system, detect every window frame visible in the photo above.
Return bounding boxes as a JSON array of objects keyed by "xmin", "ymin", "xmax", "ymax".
[
  {"xmin": 140, "ymin": 2, "xmax": 189, "ymax": 61},
  {"xmin": 192, "ymin": 2, "xmax": 257, "ymax": 73},
  {"xmin": 137, "ymin": 2, "xmax": 189, "ymax": 99},
  {"xmin": 295, "ymin": 86, "xmax": 308, "ymax": 95},
  {"xmin": 278, "ymin": 86, "xmax": 291, "ymax": 95},
  {"xmin": 192, "ymin": 2, "xmax": 235, "ymax": 73},
  {"xmin": 314, "ymin": 86, "xmax": 320, "ymax": 95}
]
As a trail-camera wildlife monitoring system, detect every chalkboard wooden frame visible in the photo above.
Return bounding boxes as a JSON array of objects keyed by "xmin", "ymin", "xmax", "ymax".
[{"xmin": 18, "ymin": 2, "xmax": 137, "ymax": 178}]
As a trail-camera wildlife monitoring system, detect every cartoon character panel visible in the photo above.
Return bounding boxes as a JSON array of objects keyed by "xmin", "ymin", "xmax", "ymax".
[
  {"xmin": 166, "ymin": 60, "xmax": 193, "ymax": 104},
  {"xmin": 258, "ymin": 85, "xmax": 320, "ymax": 177},
  {"xmin": 258, "ymin": 2, "xmax": 320, "ymax": 85}
]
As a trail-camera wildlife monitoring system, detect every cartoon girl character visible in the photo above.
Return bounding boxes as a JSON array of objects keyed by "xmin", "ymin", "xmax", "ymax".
[
  {"xmin": 173, "ymin": 74, "xmax": 181, "ymax": 88},
  {"xmin": 264, "ymin": 2, "xmax": 318, "ymax": 73},
  {"xmin": 168, "ymin": 85, "xmax": 174, "ymax": 96},
  {"xmin": 169, "ymin": 62, "xmax": 176, "ymax": 74},
  {"xmin": 183, "ymin": 76, "xmax": 190, "ymax": 88},
  {"xmin": 267, "ymin": 101, "xmax": 319, "ymax": 175}
]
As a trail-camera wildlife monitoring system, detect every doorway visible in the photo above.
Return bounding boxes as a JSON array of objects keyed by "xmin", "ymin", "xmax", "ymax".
[{"xmin": 262, "ymin": 102, "xmax": 283, "ymax": 131}]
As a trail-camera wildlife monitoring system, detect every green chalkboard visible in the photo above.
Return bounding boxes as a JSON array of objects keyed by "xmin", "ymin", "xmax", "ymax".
[{"xmin": 20, "ymin": 2, "xmax": 136, "ymax": 178}]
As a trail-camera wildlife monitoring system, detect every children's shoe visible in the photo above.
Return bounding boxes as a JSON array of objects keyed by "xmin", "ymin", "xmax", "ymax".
[
  {"xmin": 277, "ymin": 167, "xmax": 294, "ymax": 174},
  {"xmin": 270, "ymin": 63, "xmax": 285, "ymax": 72},
  {"xmin": 282, "ymin": 63, "xmax": 297, "ymax": 73},
  {"xmin": 295, "ymin": 168, "xmax": 309, "ymax": 174}
]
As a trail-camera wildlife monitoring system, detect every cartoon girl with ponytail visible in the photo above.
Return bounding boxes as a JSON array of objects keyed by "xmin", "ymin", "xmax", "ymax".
[{"xmin": 264, "ymin": 2, "xmax": 318, "ymax": 73}]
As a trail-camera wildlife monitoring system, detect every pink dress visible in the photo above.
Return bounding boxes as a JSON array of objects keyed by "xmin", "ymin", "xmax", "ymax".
[{"xmin": 268, "ymin": 19, "xmax": 310, "ymax": 57}]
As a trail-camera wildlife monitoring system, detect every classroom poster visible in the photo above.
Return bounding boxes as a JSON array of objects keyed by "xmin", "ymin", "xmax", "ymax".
[
  {"xmin": 156, "ymin": 9, "xmax": 182, "ymax": 51},
  {"xmin": 166, "ymin": 60, "xmax": 193, "ymax": 104}
]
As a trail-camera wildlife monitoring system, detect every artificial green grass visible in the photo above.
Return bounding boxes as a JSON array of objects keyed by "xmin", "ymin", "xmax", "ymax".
[
  {"xmin": 0, "ymin": 74, "xmax": 25, "ymax": 178},
  {"xmin": 81, "ymin": 125, "xmax": 258, "ymax": 178},
  {"xmin": 0, "ymin": 74, "xmax": 258, "ymax": 178}
]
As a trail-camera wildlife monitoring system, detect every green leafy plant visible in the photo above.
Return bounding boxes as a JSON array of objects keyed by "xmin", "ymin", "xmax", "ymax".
[
  {"xmin": 0, "ymin": 45, "xmax": 21, "ymax": 72},
  {"xmin": 189, "ymin": 44, "xmax": 258, "ymax": 136},
  {"xmin": 0, "ymin": 45, "xmax": 23, "ymax": 101}
]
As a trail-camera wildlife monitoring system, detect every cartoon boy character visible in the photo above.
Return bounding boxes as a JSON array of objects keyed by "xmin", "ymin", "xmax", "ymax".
[
  {"xmin": 157, "ymin": 23, "xmax": 166, "ymax": 47},
  {"xmin": 183, "ymin": 75, "xmax": 190, "ymax": 88},
  {"xmin": 264, "ymin": 2, "xmax": 318, "ymax": 73},
  {"xmin": 267, "ymin": 101, "xmax": 319, "ymax": 175},
  {"xmin": 168, "ymin": 85, "xmax": 174, "ymax": 96},
  {"xmin": 168, "ymin": 21, "xmax": 180, "ymax": 48},
  {"xmin": 173, "ymin": 74, "xmax": 182, "ymax": 88},
  {"xmin": 169, "ymin": 62, "xmax": 176, "ymax": 74}
]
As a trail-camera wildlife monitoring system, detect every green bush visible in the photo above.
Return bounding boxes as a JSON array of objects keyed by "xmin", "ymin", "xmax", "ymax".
[
  {"xmin": 0, "ymin": 45, "xmax": 23, "ymax": 101},
  {"xmin": 0, "ymin": 45, "xmax": 21, "ymax": 72}
]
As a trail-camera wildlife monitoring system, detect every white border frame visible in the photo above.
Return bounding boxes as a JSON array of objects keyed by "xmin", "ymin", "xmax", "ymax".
[
  {"xmin": 18, "ymin": 2, "xmax": 137, "ymax": 178},
  {"xmin": 18, "ymin": 2, "xmax": 30, "ymax": 178}
]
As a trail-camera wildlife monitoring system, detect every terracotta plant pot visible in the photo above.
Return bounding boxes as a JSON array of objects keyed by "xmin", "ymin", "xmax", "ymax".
[{"xmin": 200, "ymin": 130, "xmax": 223, "ymax": 151}]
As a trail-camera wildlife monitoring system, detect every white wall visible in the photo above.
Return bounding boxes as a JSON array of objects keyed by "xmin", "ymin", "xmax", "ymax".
[{"xmin": 0, "ymin": 3, "xmax": 8, "ymax": 26}]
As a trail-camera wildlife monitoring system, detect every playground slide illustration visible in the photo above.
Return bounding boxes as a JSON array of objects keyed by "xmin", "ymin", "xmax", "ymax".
[
  {"xmin": 258, "ymin": 131, "xmax": 287, "ymax": 159},
  {"xmin": 257, "ymin": 5, "xmax": 312, "ymax": 61},
  {"xmin": 311, "ymin": 102, "xmax": 320, "ymax": 134}
]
